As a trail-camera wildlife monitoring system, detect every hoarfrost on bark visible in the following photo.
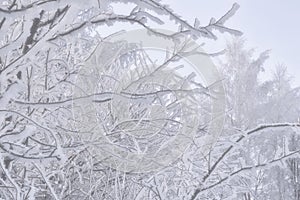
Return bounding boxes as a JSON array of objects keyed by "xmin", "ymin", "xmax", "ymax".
[{"xmin": 0, "ymin": 1, "xmax": 299, "ymax": 200}]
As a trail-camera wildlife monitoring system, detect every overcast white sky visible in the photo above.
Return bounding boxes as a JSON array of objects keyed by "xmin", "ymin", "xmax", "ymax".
[{"xmin": 161, "ymin": 0, "xmax": 300, "ymax": 86}]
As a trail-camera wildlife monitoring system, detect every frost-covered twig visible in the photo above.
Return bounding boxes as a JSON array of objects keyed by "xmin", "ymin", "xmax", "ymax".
[
  {"xmin": 196, "ymin": 148, "xmax": 300, "ymax": 195},
  {"xmin": 190, "ymin": 123, "xmax": 300, "ymax": 200}
]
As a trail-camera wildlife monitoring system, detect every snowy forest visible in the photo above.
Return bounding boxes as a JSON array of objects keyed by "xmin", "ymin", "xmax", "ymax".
[{"xmin": 0, "ymin": 0, "xmax": 300, "ymax": 199}]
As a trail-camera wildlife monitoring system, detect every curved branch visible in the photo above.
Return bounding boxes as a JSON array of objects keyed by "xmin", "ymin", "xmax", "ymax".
[{"xmin": 190, "ymin": 122, "xmax": 300, "ymax": 200}]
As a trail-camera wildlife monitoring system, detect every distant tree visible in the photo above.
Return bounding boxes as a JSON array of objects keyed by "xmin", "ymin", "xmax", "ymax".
[{"xmin": 195, "ymin": 39, "xmax": 300, "ymax": 200}]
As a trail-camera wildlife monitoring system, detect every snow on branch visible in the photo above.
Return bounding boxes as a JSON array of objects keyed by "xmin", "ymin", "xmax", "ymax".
[{"xmin": 190, "ymin": 122, "xmax": 300, "ymax": 199}]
